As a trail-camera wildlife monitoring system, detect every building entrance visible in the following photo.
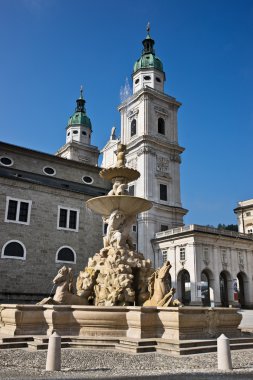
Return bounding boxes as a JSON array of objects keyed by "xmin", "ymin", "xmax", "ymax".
[
  {"xmin": 178, "ymin": 270, "xmax": 191, "ymax": 305},
  {"xmin": 201, "ymin": 271, "xmax": 210, "ymax": 306},
  {"xmin": 220, "ymin": 271, "xmax": 229, "ymax": 307}
]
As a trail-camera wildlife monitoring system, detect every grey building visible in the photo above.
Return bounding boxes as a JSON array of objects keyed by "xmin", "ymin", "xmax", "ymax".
[{"xmin": 0, "ymin": 91, "xmax": 110, "ymax": 302}]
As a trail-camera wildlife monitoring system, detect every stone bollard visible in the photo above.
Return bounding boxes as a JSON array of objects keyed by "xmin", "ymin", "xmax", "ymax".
[
  {"xmin": 217, "ymin": 334, "xmax": 232, "ymax": 370},
  {"xmin": 46, "ymin": 331, "xmax": 61, "ymax": 371}
]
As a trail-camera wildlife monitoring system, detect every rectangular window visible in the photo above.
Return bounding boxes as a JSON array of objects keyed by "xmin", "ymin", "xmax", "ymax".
[
  {"xmin": 59, "ymin": 209, "xmax": 68, "ymax": 228},
  {"xmin": 58, "ymin": 206, "xmax": 79, "ymax": 231},
  {"xmin": 161, "ymin": 224, "xmax": 168, "ymax": 232},
  {"xmin": 160, "ymin": 184, "xmax": 167, "ymax": 201},
  {"xmin": 128, "ymin": 185, "xmax": 135, "ymax": 196},
  {"xmin": 246, "ymin": 212, "xmax": 251, "ymax": 216},
  {"xmin": 69, "ymin": 210, "xmax": 77, "ymax": 230},
  {"xmin": 132, "ymin": 225, "xmax": 137, "ymax": 232},
  {"xmin": 5, "ymin": 197, "xmax": 32, "ymax": 225},
  {"xmin": 162, "ymin": 250, "xmax": 168, "ymax": 264},
  {"xmin": 180, "ymin": 247, "xmax": 185, "ymax": 261}
]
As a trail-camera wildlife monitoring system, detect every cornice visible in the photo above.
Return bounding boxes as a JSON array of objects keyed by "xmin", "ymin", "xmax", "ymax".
[
  {"xmin": 0, "ymin": 141, "xmax": 100, "ymax": 172},
  {"xmin": 126, "ymin": 134, "xmax": 185, "ymax": 154},
  {"xmin": 118, "ymin": 86, "xmax": 181, "ymax": 111}
]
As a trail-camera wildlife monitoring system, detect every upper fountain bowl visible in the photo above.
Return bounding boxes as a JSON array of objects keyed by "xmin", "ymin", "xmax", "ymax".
[
  {"xmin": 86, "ymin": 195, "xmax": 152, "ymax": 216},
  {"xmin": 100, "ymin": 167, "xmax": 140, "ymax": 183}
]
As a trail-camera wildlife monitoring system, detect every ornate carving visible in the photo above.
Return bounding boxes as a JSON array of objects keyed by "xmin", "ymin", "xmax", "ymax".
[
  {"xmin": 155, "ymin": 173, "xmax": 171, "ymax": 180},
  {"xmin": 170, "ymin": 153, "xmax": 181, "ymax": 163},
  {"xmin": 78, "ymin": 155, "xmax": 90, "ymax": 162},
  {"xmin": 103, "ymin": 210, "xmax": 135, "ymax": 250},
  {"xmin": 157, "ymin": 156, "xmax": 170, "ymax": 173},
  {"xmin": 38, "ymin": 266, "xmax": 89, "ymax": 306},
  {"xmin": 239, "ymin": 263, "xmax": 245, "ymax": 271},
  {"xmin": 143, "ymin": 261, "xmax": 181, "ymax": 307},
  {"xmin": 127, "ymin": 157, "xmax": 137, "ymax": 170},
  {"xmin": 154, "ymin": 105, "xmax": 170, "ymax": 118},
  {"xmin": 137, "ymin": 146, "xmax": 156, "ymax": 157},
  {"xmin": 127, "ymin": 108, "xmax": 139, "ymax": 119}
]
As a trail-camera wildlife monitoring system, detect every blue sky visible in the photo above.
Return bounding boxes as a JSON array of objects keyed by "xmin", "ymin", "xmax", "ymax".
[{"xmin": 0, "ymin": 0, "xmax": 252, "ymax": 227}]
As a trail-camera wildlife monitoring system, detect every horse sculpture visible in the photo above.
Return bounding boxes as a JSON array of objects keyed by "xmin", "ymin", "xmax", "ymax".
[
  {"xmin": 38, "ymin": 266, "xmax": 88, "ymax": 305},
  {"xmin": 143, "ymin": 261, "xmax": 181, "ymax": 307}
]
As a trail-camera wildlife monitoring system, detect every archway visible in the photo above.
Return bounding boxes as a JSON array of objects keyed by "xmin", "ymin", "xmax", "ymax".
[
  {"xmin": 177, "ymin": 269, "xmax": 191, "ymax": 305},
  {"xmin": 219, "ymin": 271, "xmax": 229, "ymax": 307},
  {"xmin": 237, "ymin": 272, "xmax": 246, "ymax": 308},
  {"xmin": 201, "ymin": 270, "xmax": 211, "ymax": 306}
]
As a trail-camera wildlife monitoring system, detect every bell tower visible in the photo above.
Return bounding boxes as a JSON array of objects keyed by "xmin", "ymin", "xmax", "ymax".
[
  {"xmin": 132, "ymin": 23, "xmax": 165, "ymax": 94},
  {"xmin": 118, "ymin": 25, "xmax": 188, "ymax": 262},
  {"xmin": 56, "ymin": 87, "xmax": 99, "ymax": 165}
]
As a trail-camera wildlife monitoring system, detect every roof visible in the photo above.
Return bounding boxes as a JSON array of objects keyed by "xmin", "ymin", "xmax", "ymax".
[{"xmin": 133, "ymin": 31, "xmax": 164, "ymax": 74}]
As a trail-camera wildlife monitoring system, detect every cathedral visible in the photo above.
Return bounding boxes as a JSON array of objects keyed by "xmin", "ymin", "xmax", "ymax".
[{"xmin": 1, "ymin": 27, "xmax": 253, "ymax": 307}]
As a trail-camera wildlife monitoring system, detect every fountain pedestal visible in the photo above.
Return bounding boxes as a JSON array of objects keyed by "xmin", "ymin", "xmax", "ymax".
[{"xmin": 0, "ymin": 304, "xmax": 242, "ymax": 340}]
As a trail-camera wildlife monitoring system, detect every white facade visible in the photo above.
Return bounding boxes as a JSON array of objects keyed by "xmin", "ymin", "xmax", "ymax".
[
  {"xmin": 153, "ymin": 225, "xmax": 253, "ymax": 308},
  {"xmin": 102, "ymin": 32, "xmax": 187, "ymax": 261},
  {"xmin": 101, "ymin": 127, "xmax": 119, "ymax": 168},
  {"xmin": 234, "ymin": 199, "xmax": 253, "ymax": 234}
]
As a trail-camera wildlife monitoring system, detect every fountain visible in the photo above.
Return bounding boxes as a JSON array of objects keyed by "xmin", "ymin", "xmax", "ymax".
[
  {"xmin": 0, "ymin": 144, "xmax": 242, "ymax": 352},
  {"xmin": 75, "ymin": 143, "xmax": 172, "ymax": 307}
]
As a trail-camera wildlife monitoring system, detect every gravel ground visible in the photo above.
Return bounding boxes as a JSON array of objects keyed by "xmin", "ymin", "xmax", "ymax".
[{"xmin": 0, "ymin": 348, "xmax": 253, "ymax": 380}]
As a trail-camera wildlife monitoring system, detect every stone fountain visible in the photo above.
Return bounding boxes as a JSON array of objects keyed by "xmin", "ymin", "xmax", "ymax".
[
  {"xmin": 75, "ymin": 143, "xmax": 174, "ymax": 307},
  {"xmin": 0, "ymin": 144, "xmax": 242, "ymax": 353}
]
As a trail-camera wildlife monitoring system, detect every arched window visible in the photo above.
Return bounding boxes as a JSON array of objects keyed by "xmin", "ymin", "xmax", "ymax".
[
  {"xmin": 158, "ymin": 118, "xmax": 165, "ymax": 135},
  {"xmin": 130, "ymin": 119, "xmax": 136, "ymax": 137},
  {"xmin": 1, "ymin": 240, "xmax": 26, "ymax": 260},
  {"xmin": 56, "ymin": 246, "xmax": 76, "ymax": 264}
]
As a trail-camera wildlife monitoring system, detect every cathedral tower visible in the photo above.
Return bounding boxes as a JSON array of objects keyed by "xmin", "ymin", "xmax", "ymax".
[
  {"xmin": 56, "ymin": 87, "xmax": 99, "ymax": 165},
  {"xmin": 103, "ymin": 26, "xmax": 188, "ymax": 262}
]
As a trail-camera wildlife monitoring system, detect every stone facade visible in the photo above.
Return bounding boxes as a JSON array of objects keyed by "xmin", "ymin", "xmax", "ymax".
[
  {"xmin": 0, "ymin": 142, "xmax": 110, "ymax": 303},
  {"xmin": 153, "ymin": 224, "xmax": 253, "ymax": 308}
]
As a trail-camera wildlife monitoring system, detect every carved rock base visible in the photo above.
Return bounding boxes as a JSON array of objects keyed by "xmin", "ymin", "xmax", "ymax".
[{"xmin": 77, "ymin": 247, "xmax": 154, "ymax": 306}]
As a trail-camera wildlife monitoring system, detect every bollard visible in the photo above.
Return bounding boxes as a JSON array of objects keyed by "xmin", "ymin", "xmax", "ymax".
[
  {"xmin": 217, "ymin": 334, "xmax": 232, "ymax": 370},
  {"xmin": 46, "ymin": 331, "xmax": 61, "ymax": 371}
]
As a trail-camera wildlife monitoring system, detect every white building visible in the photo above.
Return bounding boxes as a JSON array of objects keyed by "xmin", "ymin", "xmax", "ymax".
[
  {"xmin": 234, "ymin": 199, "xmax": 253, "ymax": 234},
  {"xmin": 101, "ymin": 28, "xmax": 253, "ymax": 308},
  {"xmin": 153, "ymin": 224, "xmax": 253, "ymax": 308},
  {"xmin": 102, "ymin": 27, "xmax": 187, "ymax": 261}
]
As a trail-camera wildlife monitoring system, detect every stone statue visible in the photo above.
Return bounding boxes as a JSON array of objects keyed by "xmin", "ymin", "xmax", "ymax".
[
  {"xmin": 38, "ymin": 266, "xmax": 89, "ymax": 305},
  {"xmin": 108, "ymin": 178, "xmax": 128, "ymax": 196},
  {"xmin": 144, "ymin": 261, "xmax": 181, "ymax": 307},
  {"xmin": 103, "ymin": 209, "xmax": 135, "ymax": 250},
  {"xmin": 116, "ymin": 143, "xmax": 126, "ymax": 168}
]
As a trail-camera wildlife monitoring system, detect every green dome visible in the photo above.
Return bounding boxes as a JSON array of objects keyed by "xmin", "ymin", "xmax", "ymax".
[
  {"xmin": 133, "ymin": 30, "xmax": 164, "ymax": 74},
  {"xmin": 68, "ymin": 112, "xmax": 92, "ymax": 129},
  {"xmin": 67, "ymin": 87, "xmax": 92, "ymax": 130},
  {"xmin": 133, "ymin": 53, "xmax": 163, "ymax": 73}
]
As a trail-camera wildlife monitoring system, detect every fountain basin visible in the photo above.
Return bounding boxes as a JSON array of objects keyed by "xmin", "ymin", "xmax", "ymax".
[
  {"xmin": 86, "ymin": 195, "xmax": 152, "ymax": 216},
  {"xmin": 0, "ymin": 304, "xmax": 242, "ymax": 340}
]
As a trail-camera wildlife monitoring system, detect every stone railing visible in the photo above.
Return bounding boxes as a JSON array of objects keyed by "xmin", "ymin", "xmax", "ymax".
[{"xmin": 155, "ymin": 224, "xmax": 253, "ymax": 240}]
